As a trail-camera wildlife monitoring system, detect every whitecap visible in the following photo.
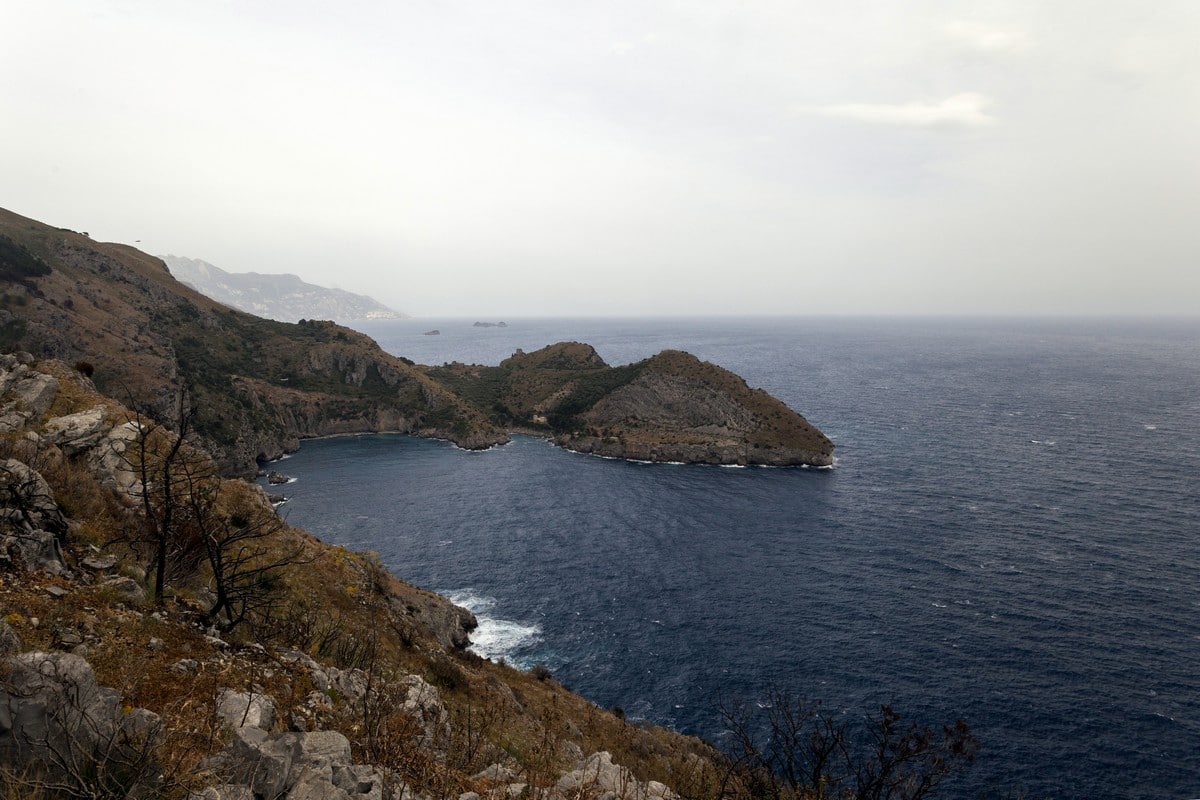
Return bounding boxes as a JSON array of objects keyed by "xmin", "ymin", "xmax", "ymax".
[
  {"xmin": 1144, "ymin": 424, "xmax": 1158, "ymax": 431},
  {"xmin": 445, "ymin": 589, "xmax": 541, "ymax": 663}
]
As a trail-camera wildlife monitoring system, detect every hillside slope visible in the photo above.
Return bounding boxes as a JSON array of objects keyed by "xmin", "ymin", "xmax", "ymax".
[
  {"xmin": 0, "ymin": 206, "xmax": 831, "ymax": 472},
  {"xmin": 0, "ymin": 208, "xmax": 504, "ymax": 475},
  {"xmin": 0, "ymin": 354, "xmax": 731, "ymax": 799},
  {"xmin": 162, "ymin": 254, "xmax": 406, "ymax": 323}
]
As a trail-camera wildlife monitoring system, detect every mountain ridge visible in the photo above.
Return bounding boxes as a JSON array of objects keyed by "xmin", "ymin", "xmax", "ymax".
[
  {"xmin": 0, "ymin": 208, "xmax": 505, "ymax": 475},
  {"xmin": 161, "ymin": 254, "xmax": 406, "ymax": 323}
]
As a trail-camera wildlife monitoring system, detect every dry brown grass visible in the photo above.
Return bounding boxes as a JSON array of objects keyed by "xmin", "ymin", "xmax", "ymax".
[{"xmin": 0, "ymin": 353, "xmax": 737, "ymax": 800}]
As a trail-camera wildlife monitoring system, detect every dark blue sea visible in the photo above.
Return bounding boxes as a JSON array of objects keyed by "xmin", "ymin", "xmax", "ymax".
[{"xmin": 264, "ymin": 317, "xmax": 1200, "ymax": 799}]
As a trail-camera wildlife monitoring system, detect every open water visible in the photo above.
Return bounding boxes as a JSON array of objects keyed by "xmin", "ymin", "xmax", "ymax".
[{"xmin": 264, "ymin": 317, "xmax": 1200, "ymax": 798}]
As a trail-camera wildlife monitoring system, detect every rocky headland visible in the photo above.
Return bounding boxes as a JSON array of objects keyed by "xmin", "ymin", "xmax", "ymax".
[
  {"xmin": 425, "ymin": 344, "xmax": 834, "ymax": 468},
  {"xmin": 0, "ymin": 207, "xmax": 833, "ymax": 474}
]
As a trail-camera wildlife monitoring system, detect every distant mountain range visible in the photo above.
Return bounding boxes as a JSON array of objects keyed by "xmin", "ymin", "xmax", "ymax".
[{"xmin": 160, "ymin": 255, "xmax": 406, "ymax": 322}]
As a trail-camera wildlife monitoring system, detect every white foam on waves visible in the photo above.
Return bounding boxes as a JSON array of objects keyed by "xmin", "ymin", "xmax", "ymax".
[{"xmin": 446, "ymin": 589, "xmax": 542, "ymax": 664}]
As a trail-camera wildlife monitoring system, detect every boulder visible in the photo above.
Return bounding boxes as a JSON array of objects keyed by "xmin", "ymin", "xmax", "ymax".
[
  {"xmin": 0, "ymin": 458, "xmax": 67, "ymax": 538},
  {"xmin": 0, "ymin": 620, "xmax": 22, "ymax": 656},
  {"xmin": 326, "ymin": 665, "xmax": 370, "ymax": 706},
  {"xmin": 267, "ymin": 471, "xmax": 291, "ymax": 485},
  {"xmin": 0, "ymin": 359, "xmax": 59, "ymax": 432},
  {"xmin": 0, "ymin": 651, "xmax": 162, "ymax": 795},
  {"xmin": 206, "ymin": 727, "xmax": 385, "ymax": 800},
  {"xmin": 554, "ymin": 751, "xmax": 675, "ymax": 800},
  {"xmin": 0, "ymin": 458, "xmax": 66, "ymax": 574},
  {"xmin": 217, "ymin": 688, "xmax": 278, "ymax": 731},
  {"xmin": 43, "ymin": 405, "xmax": 109, "ymax": 456},
  {"xmin": 171, "ymin": 659, "xmax": 199, "ymax": 675},
  {"xmin": 187, "ymin": 786, "xmax": 256, "ymax": 800},
  {"xmin": 102, "ymin": 575, "xmax": 147, "ymax": 606},
  {"xmin": 400, "ymin": 674, "xmax": 449, "ymax": 749},
  {"xmin": 89, "ymin": 420, "xmax": 147, "ymax": 498},
  {"xmin": 81, "ymin": 553, "xmax": 120, "ymax": 573}
]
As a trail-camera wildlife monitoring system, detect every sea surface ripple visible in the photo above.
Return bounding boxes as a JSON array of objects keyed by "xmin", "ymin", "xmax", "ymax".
[{"xmin": 267, "ymin": 317, "xmax": 1200, "ymax": 799}]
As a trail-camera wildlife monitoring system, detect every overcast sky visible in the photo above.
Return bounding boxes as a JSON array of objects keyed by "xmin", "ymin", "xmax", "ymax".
[{"xmin": 4, "ymin": 1, "xmax": 1198, "ymax": 317}]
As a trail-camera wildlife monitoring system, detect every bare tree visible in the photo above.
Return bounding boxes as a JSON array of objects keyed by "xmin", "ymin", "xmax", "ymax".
[
  {"xmin": 123, "ymin": 393, "xmax": 199, "ymax": 605},
  {"xmin": 118, "ymin": 388, "xmax": 308, "ymax": 629},
  {"xmin": 184, "ymin": 474, "xmax": 310, "ymax": 632},
  {"xmin": 719, "ymin": 691, "xmax": 978, "ymax": 800}
]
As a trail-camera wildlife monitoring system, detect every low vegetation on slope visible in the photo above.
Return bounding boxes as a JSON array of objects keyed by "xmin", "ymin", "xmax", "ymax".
[
  {"xmin": 0, "ymin": 208, "xmax": 505, "ymax": 476},
  {"xmin": 0, "ymin": 354, "xmax": 734, "ymax": 799}
]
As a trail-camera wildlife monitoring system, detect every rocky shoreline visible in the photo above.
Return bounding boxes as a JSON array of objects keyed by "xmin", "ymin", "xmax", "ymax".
[{"xmin": 554, "ymin": 433, "xmax": 835, "ymax": 468}]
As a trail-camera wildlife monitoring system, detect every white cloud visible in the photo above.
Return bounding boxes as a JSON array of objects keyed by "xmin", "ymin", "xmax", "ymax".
[{"xmin": 808, "ymin": 92, "xmax": 994, "ymax": 128}]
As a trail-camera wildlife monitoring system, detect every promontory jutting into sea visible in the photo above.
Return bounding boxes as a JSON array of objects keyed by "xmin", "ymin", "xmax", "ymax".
[{"xmin": 275, "ymin": 315, "xmax": 1200, "ymax": 798}]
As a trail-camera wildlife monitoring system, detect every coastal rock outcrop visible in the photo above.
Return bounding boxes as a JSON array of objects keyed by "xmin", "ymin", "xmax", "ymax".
[
  {"xmin": 0, "ymin": 353, "xmax": 58, "ymax": 433},
  {"xmin": 0, "ymin": 651, "xmax": 163, "ymax": 796},
  {"xmin": 427, "ymin": 343, "xmax": 834, "ymax": 467},
  {"xmin": 0, "ymin": 458, "xmax": 67, "ymax": 574}
]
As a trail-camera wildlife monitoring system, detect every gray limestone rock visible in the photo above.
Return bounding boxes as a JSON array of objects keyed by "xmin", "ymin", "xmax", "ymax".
[
  {"xmin": 554, "ymin": 751, "xmax": 675, "ymax": 800},
  {"xmin": 102, "ymin": 575, "xmax": 147, "ymax": 606},
  {"xmin": 217, "ymin": 688, "xmax": 278, "ymax": 731},
  {"xmin": 206, "ymin": 726, "xmax": 385, "ymax": 800},
  {"xmin": 0, "ymin": 620, "xmax": 21, "ymax": 656},
  {"xmin": 43, "ymin": 405, "xmax": 109, "ymax": 456},
  {"xmin": 89, "ymin": 420, "xmax": 147, "ymax": 498},
  {"xmin": 400, "ymin": 674, "xmax": 449, "ymax": 749},
  {"xmin": 187, "ymin": 786, "xmax": 256, "ymax": 800},
  {"xmin": 0, "ymin": 458, "xmax": 67, "ymax": 547},
  {"xmin": 0, "ymin": 651, "xmax": 162, "ymax": 795},
  {"xmin": 81, "ymin": 553, "xmax": 120, "ymax": 572},
  {"xmin": 0, "ymin": 359, "xmax": 59, "ymax": 432}
]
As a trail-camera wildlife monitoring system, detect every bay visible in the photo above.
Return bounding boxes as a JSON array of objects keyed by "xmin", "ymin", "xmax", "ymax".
[{"xmin": 268, "ymin": 316, "xmax": 1200, "ymax": 798}]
